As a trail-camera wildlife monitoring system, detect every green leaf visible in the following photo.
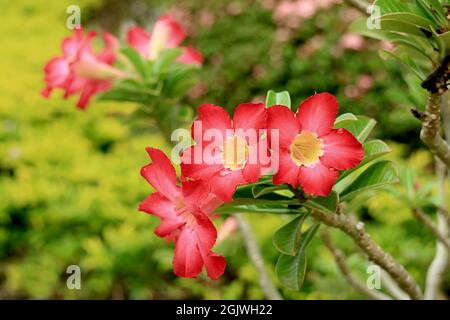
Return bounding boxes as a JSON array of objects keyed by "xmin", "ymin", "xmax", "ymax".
[
  {"xmin": 273, "ymin": 214, "xmax": 308, "ymax": 256},
  {"xmin": 303, "ymin": 191, "xmax": 338, "ymax": 214},
  {"xmin": 334, "ymin": 113, "xmax": 358, "ymax": 126},
  {"xmin": 373, "ymin": 0, "xmax": 410, "ymax": 15},
  {"xmin": 380, "ymin": 13, "xmax": 436, "ymax": 30},
  {"xmin": 334, "ymin": 115, "xmax": 376, "ymax": 143},
  {"xmin": 378, "ymin": 18, "xmax": 430, "ymax": 37},
  {"xmin": 275, "ymin": 224, "xmax": 320, "ymax": 290},
  {"xmin": 152, "ymin": 48, "xmax": 183, "ymax": 75},
  {"xmin": 266, "ymin": 90, "xmax": 291, "ymax": 108},
  {"xmin": 163, "ymin": 66, "xmax": 199, "ymax": 97},
  {"xmin": 399, "ymin": 167, "xmax": 416, "ymax": 200},
  {"xmin": 414, "ymin": 0, "xmax": 447, "ymax": 27},
  {"xmin": 97, "ymin": 88, "xmax": 149, "ymax": 103},
  {"xmin": 251, "ymin": 184, "xmax": 289, "ymax": 198},
  {"xmin": 339, "ymin": 161, "xmax": 398, "ymax": 201},
  {"xmin": 121, "ymin": 47, "xmax": 147, "ymax": 79}
]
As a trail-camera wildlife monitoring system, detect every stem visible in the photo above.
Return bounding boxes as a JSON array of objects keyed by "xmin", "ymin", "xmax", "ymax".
[
  {"xmin": 342, "ymin": 0, "xmax": 369, "ymax": 14},
  {"xmin": 321, "ymin": 230, "xmax": 393, "ymax": 300},
  {"xmin": 412, "ymin": 208, "xmax": 450, "ymax": 252},
  {"xmin": 414, "ymin": 93, "xmax": 450, "ymax": 169},
  {"xmin": 235, "ymin": 214, "xmax": 283, "ymax": 300},
  {"xmin": 424, "ymin": 159, "xmax": 450, "ymax": 300},
  {"xmin": 380, "ymin": 270, "xmax": 410, "ymax": 300},
  {"xmin": 291, "ymin": 185, "xmax": 423, "ymax": 299},
  {"xmin": 425, "ymin": 92, "xmax": 450, "ymax": 299}
]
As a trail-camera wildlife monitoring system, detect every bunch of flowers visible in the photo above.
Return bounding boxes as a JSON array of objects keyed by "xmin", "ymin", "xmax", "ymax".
[
  {"xmin": 42, "ymin": 14, "xmax": 397, "ymax": 291},
  {"xmin": 139, "ymin": 93, "xmax": 364, "ymax": 279},
  {"xmin": 42, "ymin": 15, "xmax": 203, "ymax": 110}
]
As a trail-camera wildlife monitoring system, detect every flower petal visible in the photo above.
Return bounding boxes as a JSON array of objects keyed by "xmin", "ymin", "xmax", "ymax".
[
  {"xmin": 173, "ymin": 227, "xmax": 204, "ymax": 278},
  {"xmin": 233, "ymin": 103, "xmax": 267, "ymax": 136},
  {"xmin": 173, "ymin": 216, "xmax": 218, "ymax": 278},
  {"xmin": 267, "ymin": 105, "xmax": 300, "ymax": 149},
  {"xmin": 155, "ymin": 15, "xmax": 186, "ymax": 48},
  {"xmin": 126, "ymin": 26, "xmax": 150, "ymax": 58},
  {"xmin": 141, "ymin": 148, "xmax": 180, "ymax": 201},
  {"xmin": 182, "ymin": 180, "xmax": 211, "ymax": 215},
  {"xmin": 209, "ymin": 170, "xmax": 246, "ymax": 202},
  {"xmin": 204, "ymin": 252, "xmax": 226, "ymax": 280},
  {"xmin": 296, "ymin": 92, "xmax": 338, "ymax": 137},
  {"xmin": 42, "ymin": 58, "xmax": 70, "ymax": 92},
  {"xmin": 272, "ymin": 148, "xmax": 300, "ymax": 188},
  {"xmin": 320, "ymin": 129, "xmax": 364, "ymax": 170},
  {"xmin": 139, "ymin": 193, "xmax": 184, "ymax": 238},
  {"xmin": 98, "ymin": 32, "xmax": 119, "ymax": 64},
  {"xmin": 195, "ymin": 104, "xmax": 233, "ymax": 142},
  {"xmin": 298, "ymin": 161, "xmax": 338, "ymax": 196},
  {"xmin": 177, "ymin": 46, "xmax": 204, "ymax": 65},
  {"xmin": 180, "ymin": 145, "xmax": 223, "ymax": 180}
]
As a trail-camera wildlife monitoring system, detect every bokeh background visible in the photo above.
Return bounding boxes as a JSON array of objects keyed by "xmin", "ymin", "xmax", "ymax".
[{"xmin": 0, "ymin": 0, "xmax": 448, "ymax": 299}]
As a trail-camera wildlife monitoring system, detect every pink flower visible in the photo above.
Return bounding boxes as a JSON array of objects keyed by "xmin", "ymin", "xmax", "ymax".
[
  {"xmin": 139, "ymin": 148, "xmax": 226, "ymax": 280},
  {"xmin": 126, "ymin": 15, "xmax": 203, "ymax": 65},
  {"xmin": 181, "ymin": 103, "xmax": 269, "ymax": 202},
  {"xmin": 42, "ymin": 28, "xmax": 123, "ymax": 109},
  {"xmin": 267, "ymin": 93, "xmax": 364, "ymax": 196},
  {"xmin": 340, "ymin": 33, "xmax": 365, "ymax": 51}
]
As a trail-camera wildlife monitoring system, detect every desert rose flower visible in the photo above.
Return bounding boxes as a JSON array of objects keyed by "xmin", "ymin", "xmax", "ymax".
[
  {"xmin": 139, "ymin": 147, "xmax": 226, "ymax": 280},
  {"xmin": 181, "ymin": 103, "xmax": 268, "ymax": 202},
  {"xmin": 127, "ymin": 15, "xmax": 203, "ymax": 65},
  {"xmin": 42, "ymin": 28, "xmax": 124, "ymax": 109},
  {"xmin": 267, "ymin": 93, "xmax": 364, "ymax": 196}
]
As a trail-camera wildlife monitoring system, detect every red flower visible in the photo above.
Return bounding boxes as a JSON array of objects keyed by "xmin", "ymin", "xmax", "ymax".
[
  {"xmin": 139, "ymin": 147, "xmax": 226, "ymax": 280},
  {"xmin": 42, "ymin": 28, "xmax": 124, "ymax": 109},
  {"xmin": 127, "ymin": 15, "xmax": 203, "ymax": 65},
  {"xmin": 267, "ymin": 93, "xmax": 364, "ymax": 196},
  {"xmin": 181, "ymin": 103, "xmax": 268, "ymax": 202}
]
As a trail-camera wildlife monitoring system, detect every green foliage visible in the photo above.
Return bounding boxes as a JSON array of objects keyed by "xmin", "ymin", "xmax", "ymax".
[
  {"xmin": 1, "ymin": 0, "xmax": 449, "ymax": 300},
  {"xmin": 265, "ymin": 90, "xmax": 291, "ymax": 108},
  {"xmin": 351, "ymin": 0, "xmax": 450, "ymax": 80}
]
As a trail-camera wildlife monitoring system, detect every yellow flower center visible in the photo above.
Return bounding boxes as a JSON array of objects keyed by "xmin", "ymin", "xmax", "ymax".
[
  {"xmin": 290, "ymin": 131, "xmax": 324, "ymax": 167},
  {"xmin": 222, "ymin": 136, "xmax": 249, "ymax": 171}
]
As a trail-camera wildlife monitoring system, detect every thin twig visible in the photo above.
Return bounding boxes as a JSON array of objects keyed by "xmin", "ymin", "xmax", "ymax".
[
  {"xmin": 425, "ymin": 93, "xmax": 450, "ymax": 299},
  {"xmin": 291, "ymin": 186, "xmax": 423, "ymax": 299},
  {"xmin": 380, "ymin": 270, "xmax": 410, "ymax": 300},
  {"xmin": 321, "ymin": 229, "xmax": 392, "ymax": 300},
  {"xmin": 342, "ymin": 0, "xmax": 369, "ymax": 14},
  {"xmin": 412, "ymin": 208, "xmax": 450, "ymax": 252},
  {"xmin": 235, "ymin": 214, "xmax": 283, "ymax": 300},
  {"xmin": 413, "ymin": 93, "xmax": 450, "ymax": 169}
]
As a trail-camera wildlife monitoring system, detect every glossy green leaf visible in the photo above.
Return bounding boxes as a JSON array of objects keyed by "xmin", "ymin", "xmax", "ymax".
[
  {"xmin": 399, "ymin": 167, "xmax": 415, "ymax": 200},
  {"xmin": 334, "ymin": 115, "xmax": 376, "ymax": 143},
  {"xmin": 273, "ymin": 214, "xmax": 308, "ymax": 256},
  {"xmin": 334, "ymin": 113, "xmax": 358, "ymax": 126},
  {"xmin": 373, "ymin": 0, "xmax": 410, "ymax": 15},
  {"xmin": 380, "ymin": 13, "xmax": 435, "ymax": 30},
  {"xmin": 303, "ymin": 191, "xmax": 338, "ymax": 214},
  {"xmin": 339, "ymin": 161, "xmax": 398, "ymax": 201},
  {"xmin": 266, "ymin": 90, "xmax": 291, "ymax": 108},
  {"xmin": 121, "ymin": 47, "xmax": 147, "ymax": 79},
  {"xmin": 152, "ymin": 48, "xmax": 183, "ymax": 75},
  {"xmin": 414, "ymin": 0, "xmax": 447, "ymax": 27},
  {"xmin": 378, "ymin": 18, "xmax": 430, "ymax": 37},
  {"xmin": 275, "ymin": 224, "xmax": 320, "ymax": 290},
  {"xmin": 251, "ymin": 184, "xmax": 289, "ymax": 198}
]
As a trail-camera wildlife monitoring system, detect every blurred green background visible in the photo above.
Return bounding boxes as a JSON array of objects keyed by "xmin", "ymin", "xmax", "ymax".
[{"xmin": 0, "ymin": 0, "xmax": 448, "ymax": 299}]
